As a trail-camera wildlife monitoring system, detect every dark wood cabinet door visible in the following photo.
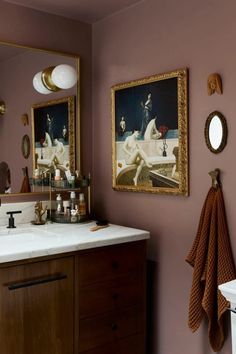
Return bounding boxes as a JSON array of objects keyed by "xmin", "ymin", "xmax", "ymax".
[{"xmin": 0, "ymin": 256, "xmax": 74, "ymax": 354}]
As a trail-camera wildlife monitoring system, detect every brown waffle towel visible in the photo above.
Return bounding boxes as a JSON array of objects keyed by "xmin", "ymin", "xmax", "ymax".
[{"xmin": 186, "ymin": 186, "xmax": 236, "ymax": 352}]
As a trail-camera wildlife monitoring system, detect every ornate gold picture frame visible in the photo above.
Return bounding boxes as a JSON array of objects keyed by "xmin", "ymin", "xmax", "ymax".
[
  {"xmin": 111, "ymin": 68, "xmax": 188, "ymax": 195},
  {"xmin": 32, "ymin": 96, "xmax": 75, "ymax": 174}
]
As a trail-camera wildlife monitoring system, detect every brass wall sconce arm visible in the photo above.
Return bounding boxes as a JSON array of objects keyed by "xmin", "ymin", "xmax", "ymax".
[{"xmin": 0, "ymin": 101, "xmax": 6, "ymax": 115}]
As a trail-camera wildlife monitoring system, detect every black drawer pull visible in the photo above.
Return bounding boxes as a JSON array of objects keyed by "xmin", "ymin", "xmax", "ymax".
[
  {"xmin": 112, "ymin": 261, "xmax": 119, "ymax": 269},
  {"xmin": 8, "ymin": 273, "xmax": 67, "ymax": 290},
  {"xmin": 112, "ymin": 293, "xmax": 119, "ymax": 300},
  {"xmin": 227, "ymin": 307, "xmax": 236, "ymax": 314},
  {"xmin": 111, "ymin": 323, "xmax": 118, "ymax": 331}
]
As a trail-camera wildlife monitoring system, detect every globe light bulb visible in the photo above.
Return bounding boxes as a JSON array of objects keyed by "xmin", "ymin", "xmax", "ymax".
[
  {"xmin": 51, "ymin": 64, "xmax": 77, "ymax": 89},
  {"xmin": 33, "ymin": 72, "xmax": 51, "ymax": 94}
]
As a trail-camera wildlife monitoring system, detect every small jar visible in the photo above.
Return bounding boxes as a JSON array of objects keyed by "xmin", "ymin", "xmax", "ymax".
[{"xmin": 55, "ymin": 169, "xmax": 61, "ymax": 181}]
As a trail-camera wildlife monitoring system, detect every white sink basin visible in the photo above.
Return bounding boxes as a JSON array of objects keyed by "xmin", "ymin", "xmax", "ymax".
[
  {"xmin": 0, "ymin": 226, "xmax": 58, "ymax": 257},
  {"xmin": 0, "ymin": 226, "xmax": 56, "ymax": 240}
]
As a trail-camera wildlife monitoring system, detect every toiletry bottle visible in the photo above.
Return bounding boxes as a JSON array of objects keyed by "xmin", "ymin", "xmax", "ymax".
[
  {"xmin": 63, "ymin": 200, "xmax": 70, "ymax": 215},
  {"xmin": 55, "ymin": 169, "xmax": 61, "ymax": 181},
  {"xmin": 71, "ymin": 209, "xmax": 77, "ymax": 223},
  {"xmin": 79, "ymin": 193, "xmax": 86, "ymax": 217},
  {"xmin": 56, "ymin": 194, "xmax": 63, "ymax": 214},
  {"xmin": 70, "ymin": 191, "xmax": 76, "ymax": 210}
]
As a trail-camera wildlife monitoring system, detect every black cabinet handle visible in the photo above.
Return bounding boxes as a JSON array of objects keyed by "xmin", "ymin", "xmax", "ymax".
[
  {"xmin": 112, "ymin": 293, "xmax": 119, "ymax": 300},
  {"xmin": 227, "ymin": 307, "xmax": 236, "ymax": 314},
  {"xmin": 112, "ymin": 261, "xmax": 119, "ymax": 269},
  {"xmin": 7, "ymin": 273, "xmax": 67, "ymax": 290},
  {"xmin": 111, "ymin": 323, "xmax": 118, "ymax": 331}
]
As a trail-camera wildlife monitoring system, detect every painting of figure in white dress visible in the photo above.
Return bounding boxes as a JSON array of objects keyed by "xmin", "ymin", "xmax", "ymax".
[
  {"xmin": 111, "ymin": 69, "xmax": 188, "ymax": 196},
  {"xmin": 32, "ymin": 96, "xmax": 75, "ymax": 175}
]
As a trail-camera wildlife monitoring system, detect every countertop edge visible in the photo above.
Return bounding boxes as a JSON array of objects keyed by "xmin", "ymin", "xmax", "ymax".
[{"xmin": 0, "ymin": 223, "xmax": 150, "ymax": 264}]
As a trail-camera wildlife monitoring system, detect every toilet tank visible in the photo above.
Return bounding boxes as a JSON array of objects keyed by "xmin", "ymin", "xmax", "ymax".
[{"xmin": 219, "ymin": 280, "xmax": 236, "ymax": 354}]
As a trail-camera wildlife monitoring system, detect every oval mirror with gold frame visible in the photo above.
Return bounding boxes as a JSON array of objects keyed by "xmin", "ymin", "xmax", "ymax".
[
  {"xmin": 204, "ymin": 111, "xmax": 227, "ymax": 154},
  {"xmin": 21, "ymin": 134, "xmax": 30, "ymax": 159}
]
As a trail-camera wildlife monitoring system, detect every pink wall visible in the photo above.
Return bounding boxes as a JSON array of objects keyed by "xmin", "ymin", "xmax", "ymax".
[{"xmin": 92, "ymin": 0, "xmax": 236, "ymax": 353}]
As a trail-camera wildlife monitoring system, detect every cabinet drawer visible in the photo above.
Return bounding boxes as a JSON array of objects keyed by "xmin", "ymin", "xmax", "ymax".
[
  {"xmin": 78, "ymin": 241, "xmax": 146, "ymax": 286},
  {"xmin": 0, "ymin": 257, "xmax": 74, "ymax": 354},
  {"xmin": 79, "ymin": 272, "xmax": 144, "ymax": 319},
  {"xmin": 78, "ymin": 307, "xmax": 143, "ymax": 352},
  {"xmin": 79, "ymin": 333, "xmax": 146, "ymax": 354}
]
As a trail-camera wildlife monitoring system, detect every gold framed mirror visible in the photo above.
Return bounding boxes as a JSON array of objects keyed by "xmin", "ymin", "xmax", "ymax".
[
  {"xmin": 204, "ymin": 111, "xmax": 227, "ymax": 154},
  {"xmin": 0, "ymin": 40, "xmax": 80, "ymax": 198}
]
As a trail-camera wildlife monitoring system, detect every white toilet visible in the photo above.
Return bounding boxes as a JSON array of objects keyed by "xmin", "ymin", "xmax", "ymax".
[{"xmin": 219, "ymin": 280, "xmax": 236, "ymax": 354}]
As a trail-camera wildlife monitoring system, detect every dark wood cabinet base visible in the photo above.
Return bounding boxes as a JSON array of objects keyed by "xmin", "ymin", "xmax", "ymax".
[{"xmin": 0, "ymin": 241, "xmax": 147, "ymax": 354}]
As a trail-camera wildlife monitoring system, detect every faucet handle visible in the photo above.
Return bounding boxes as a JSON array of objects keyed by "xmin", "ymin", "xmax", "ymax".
[{"xmin": 6, "ymin": 210, "xmax": 22, "ymax": 228}]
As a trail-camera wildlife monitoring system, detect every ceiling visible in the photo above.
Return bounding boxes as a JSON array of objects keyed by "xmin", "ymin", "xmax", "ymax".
[{"xmin": 3, "ymin": 0, "xmax": 142, "ymax": 23}]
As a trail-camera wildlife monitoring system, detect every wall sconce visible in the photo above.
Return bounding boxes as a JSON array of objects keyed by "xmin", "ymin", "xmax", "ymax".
[
  {"xmin": 0, "ymin": 101, "xmax": 6, "ymax": 115},
  {"xmin": 33, "ymin": 64, "xmax": 77, "ymax": 94}
]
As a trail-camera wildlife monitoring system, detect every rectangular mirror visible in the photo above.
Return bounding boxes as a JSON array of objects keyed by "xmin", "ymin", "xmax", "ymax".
[{"xmin": 0, "ymin": 41, "xmax": 80, "ymax": 197}]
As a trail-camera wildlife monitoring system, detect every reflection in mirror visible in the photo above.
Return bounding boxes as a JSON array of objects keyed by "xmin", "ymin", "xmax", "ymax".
[
  {"xmin": 209, "ymin": 115, "xmax": 223, "ymax": 150},
  {"xmin": 0, "ymin": 161, "xmax": 11, "ymax": 193},
  {"xmin": 0, "ymin": 41, "xmax": 79, "ymax": 196},
  {"xmin": 205, "ymin": 111, "xmax": 227, "ymax": 154},
  {"xmin": 21, "ymin": 134, "xmax": 30, "ymax": 159}
]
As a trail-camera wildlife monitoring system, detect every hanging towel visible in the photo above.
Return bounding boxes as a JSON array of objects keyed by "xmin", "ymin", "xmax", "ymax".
[
  {"xmin": 20, "ymin": 167, "xmax": 31, "ymax": 193},
  {"xmin": 186, "ymin": 186, "xmax": 236, "ymax": 352}
]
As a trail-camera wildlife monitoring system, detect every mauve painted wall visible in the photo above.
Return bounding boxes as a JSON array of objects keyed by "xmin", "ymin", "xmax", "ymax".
[
  {"xmin": 92, "ymin": 0, "xmax": 236, "ymax": 353},
  {"xmin": 0, "ymin": 1, "xmax": 92, "ymax": 202}
]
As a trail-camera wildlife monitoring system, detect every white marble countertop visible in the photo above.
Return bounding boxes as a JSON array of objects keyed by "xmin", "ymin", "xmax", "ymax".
[{"xmin": 0, "ymin": 221, "xmax": 150, "ymax": 264}]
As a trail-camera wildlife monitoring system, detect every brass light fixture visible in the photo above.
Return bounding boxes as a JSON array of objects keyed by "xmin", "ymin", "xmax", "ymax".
[
  {"xmin": 41, "ymin": 66, "xmax": 60, "ymax": 92},
  {"xmin": 0, "ymin": 101, "xmax": 6, "ymax": 115},
  {"xmin": 33, "ymin": 64, "xmax": 77, "ymax": 94}
]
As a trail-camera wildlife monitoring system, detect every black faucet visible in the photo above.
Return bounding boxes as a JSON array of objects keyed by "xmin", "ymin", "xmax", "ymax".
[{"xmin": 6, "ymin": 211, "xmax": 22, "ymax": 228}]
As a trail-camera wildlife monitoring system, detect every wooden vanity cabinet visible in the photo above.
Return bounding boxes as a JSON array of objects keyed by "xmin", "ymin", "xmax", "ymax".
[
  {"xmin": 77, "ymin": 241, "xmax": 146, "ymax": 354},
  {"xmin": 0, "ymin": 256, "xmax": 74, "ymax": 354},
  {"xmin": 0, "ymin": 240, "xmax": 146, "ymax": 354}
]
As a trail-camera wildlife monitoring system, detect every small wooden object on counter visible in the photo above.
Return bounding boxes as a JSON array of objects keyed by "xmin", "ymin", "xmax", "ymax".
[
  {"xmin": 90, "ymin": 220, "xmax": 109, "ymax": 232},
  {"xmin": 90, "ymin": 224, "xmax": 109, "ymax": 232}
]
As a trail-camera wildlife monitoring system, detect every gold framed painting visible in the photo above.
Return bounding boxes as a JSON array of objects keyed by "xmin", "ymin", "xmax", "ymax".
[
  {"xmin": 111, "ymin": 68, "xmax": 188, "ymax": 195},
  {"xmin": 32, "ymin": 96, "xmax": 75, "ymax": 175}
]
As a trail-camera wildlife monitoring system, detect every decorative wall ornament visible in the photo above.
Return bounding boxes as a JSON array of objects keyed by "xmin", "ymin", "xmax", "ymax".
[
  {"xmin": 21, "ymin": 114, "xmax": 29, "ymax": 126},
  {"xmin": 207, "ymin": 73, "xmax": 223, "ymax": 95},
  {"xmin": 21, "ymin": 135, "xmax": 30, "ymax": 159},
  {"xmin": 111, "ymin": 68, "xmax": 189, "ymax": 196}
]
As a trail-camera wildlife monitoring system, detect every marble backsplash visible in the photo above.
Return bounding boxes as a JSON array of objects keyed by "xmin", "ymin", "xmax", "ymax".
[{"xmin": 0, "ymin": 201, "xmax": 48, "ymax": 227}]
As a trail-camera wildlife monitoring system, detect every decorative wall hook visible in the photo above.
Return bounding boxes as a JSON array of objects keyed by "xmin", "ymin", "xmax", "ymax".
[{"xmin": 209, "ymin": 168, "xmax": 221, "ymax": 189}]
